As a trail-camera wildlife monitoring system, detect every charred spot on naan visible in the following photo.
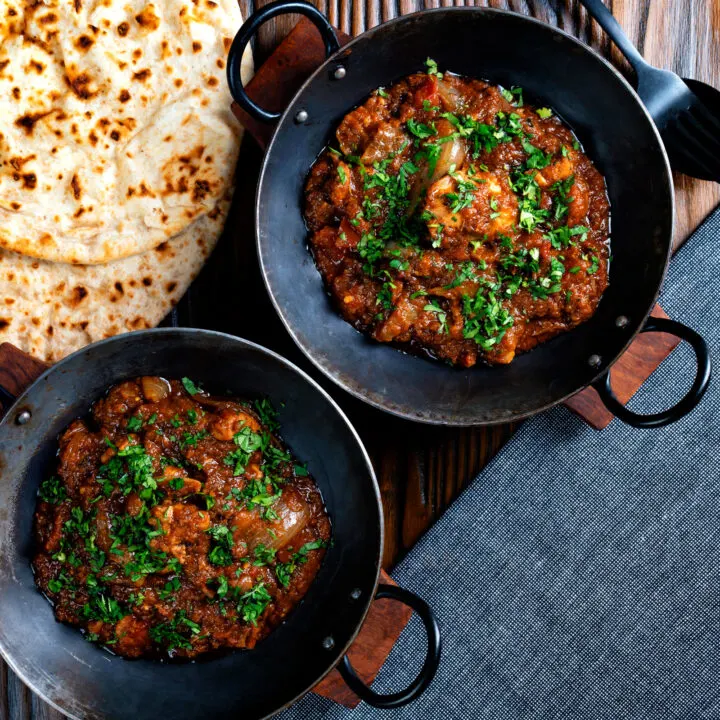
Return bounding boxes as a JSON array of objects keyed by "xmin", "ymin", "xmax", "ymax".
[
  {"xmin": 64, "ymin": 65, "xmax": 100, "ymax": 101},
  {"xmin": 73, "ymin": 34, "xmax": 94, "ymax": 52},
  {"xmin": 70, "ymin": 174, "xmax": 82, "ymax": 200},
  {"xmin": 68, "ymin": 286, "xmax": 88, "ymax": 307},
  {"xmin": 16, "ymin": 173, "xmax": 37, "ymax": 190},
  {"xmin": 135, "ymin": 5, "xmax": 161, "ymax": 32},
  {"xmin": 14, "ymin": 111, "xmax": 57, "ymax": 136},
  {"xmin": 132, "ymin": 68, "xmax": 151, "ymax": 83}
]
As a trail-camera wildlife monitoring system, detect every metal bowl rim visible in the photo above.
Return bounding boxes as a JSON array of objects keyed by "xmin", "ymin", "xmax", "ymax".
[
  {"xmin": 0, "ymin": 327, "xmax": 384, "ymax": 720},
  {"xmin": 255, "ymin": 5, "xmax": 675, "ymax": 426}
]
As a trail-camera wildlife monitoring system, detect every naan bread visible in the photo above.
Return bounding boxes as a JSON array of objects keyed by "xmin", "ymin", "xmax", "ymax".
[
  {"xmin": 0, "ymin": 198, "xmax": 227, "ymax": 361},
  {"xmin": 0, "ymin": 0, "xmax": 243, "ymax": 264}
]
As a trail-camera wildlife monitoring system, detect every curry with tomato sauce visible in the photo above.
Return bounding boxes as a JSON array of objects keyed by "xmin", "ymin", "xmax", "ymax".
[
  {"xmin": 32, "ymin": 377, "xmax": 330, "ymax": 659},
  {"xmin": 304, "ymin": 60, "xmax": 610, "ymax": 366}
]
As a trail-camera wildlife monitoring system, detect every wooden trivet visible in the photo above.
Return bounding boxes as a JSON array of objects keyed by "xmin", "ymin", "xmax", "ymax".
[
  {"xmin": 0, "ymin": 342, "xmax": 411, "ymax": 709},
  {"xmin": 232, "ymin": 17, "xmax": 682, "ymax": 432}
]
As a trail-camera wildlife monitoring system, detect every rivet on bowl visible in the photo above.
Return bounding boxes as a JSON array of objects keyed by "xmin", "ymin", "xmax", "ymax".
[
  {"xmin": 615, "ymin": 315, "xmax": 629, "ymax": 328},
  {"xmin": 294, "ymin": 109, "xmax": 309, "ymax": 124},
  {"xmin": 333, "ymin": 66, "xmax": 347, "ymax": 80},
  {"xmin": 16, "ymin": 410, "xmax": 31, "ymax": 425},
  {"xmin": 322, "ymin": 636, "xmax": 335, "ymax": 650},
  {"xmin": 350, "ymin": 588, "xmax": 362, "ymax": 601},
  {"xmin": 588, "ymin": 354, "xmax": 602, "ymax": 368}
]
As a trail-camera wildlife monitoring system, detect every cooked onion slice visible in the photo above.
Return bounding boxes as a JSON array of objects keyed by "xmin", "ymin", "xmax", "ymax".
[
  {"xmin": 140, "ymin": 376, "xmax": 170, "ymax": 402},
  {"xmin": 234, "ymin": 487, "xmax": 311, "ymax": 553},
  {"xmin": 432, "ymin": 128, "xmax": 467, "ymax": 182},
  {"xmin": 407, "ymin": 119, "xmax": 466, "ymax": 214},
  {"xmin": 435, "ymin": 78, "xmax": 463, "ymax": 112}
]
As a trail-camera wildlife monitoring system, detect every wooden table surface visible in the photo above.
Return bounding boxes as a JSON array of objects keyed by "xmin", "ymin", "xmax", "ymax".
[{"xmin": 3, "ymin": 0, "xmax": 720, "ymax": 717}]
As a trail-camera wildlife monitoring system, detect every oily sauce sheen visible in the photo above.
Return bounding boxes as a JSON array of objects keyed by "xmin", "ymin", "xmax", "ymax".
[
  {"xmin": 32, "ymin": 378, "xmax": 331, "ymax": 659},
  {"xmin": 304, "ymin": 62, "xmax": 610, "ymax": 366}
]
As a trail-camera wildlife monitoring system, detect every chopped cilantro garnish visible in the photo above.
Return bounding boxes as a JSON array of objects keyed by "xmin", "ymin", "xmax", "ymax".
[
  {"xmin": 150, "ymin": 610, "xmax": 200, "ymax": 652},
  {"xmin": 39, "ymin": 475, "xmax": 67, "ymax": 504},
  {"xmin": 500, "ymin": 85, "xmax": 523, "ymax": 107},
  {"xmin": 461, "ymin": 281, "xmax": 514, "ymax": 351},
  {"xmin": 235, "ymin": 583, "xmax": 272, "ymax": 625},
  {"xmin": 425, "ymin": 57, "xmax": 442, "ymax": 78},
  {"xmin": 424, "ymin": 300, "xmax": 449, "ymax": 334},
  {"xmin": 181, "ymin": 377, "xmax": 201, "ymax": 395},
  {"xmin": 157, "ymin": 576, "xmax": 181, "ymax": 601},
  {"xmin": 252, "ymin": 544, "xmax": 277, "ymax": 567},
  {"xmin": 206, "ymin": 524, "xmax": 234, "ymax": 566},
  {"xmin": 407, "ymin": 118, "xmax": 437, "ymax": 140},
  {"xmin": 275, "ymin": 541, "xmax": 327, "ymax": 588}
]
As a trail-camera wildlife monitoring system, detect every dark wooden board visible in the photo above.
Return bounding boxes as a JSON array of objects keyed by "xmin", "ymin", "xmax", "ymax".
[{"xmin": 4, "ymin": 0, "xmax": 720, "ymax": 717}]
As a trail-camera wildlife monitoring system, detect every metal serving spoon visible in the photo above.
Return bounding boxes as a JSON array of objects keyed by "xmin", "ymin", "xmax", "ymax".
[{"xmin": 579, "ymin": 0, "xmax": 720, "ymax": 181}]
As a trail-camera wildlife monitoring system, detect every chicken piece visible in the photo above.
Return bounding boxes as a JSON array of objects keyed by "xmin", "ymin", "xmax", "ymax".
[
  {"xmin": 336, "ymin": 95, "xmax": 390, "ymax": 156},
  {"xmin": 486, "ymin": 323, "xmax": 521, "ymax": 365},
  {"xmin": 113, "ymin": 615, "xmax": 151, "ymax": 658},
  {"xmin": 149, "ymin": 502, "xmax": 212, "ymax": 565},
  {"xmin": 423, "ymin": 170, "xmax": 517, "ymax": 243},
  {"xmin": 360, "ymin": 124, "xmax": 408, "ymax": 164},
  {"xmin": 157, "ymin": 472, "xmax": 203, "ymax": 496},
  {"xmin": 534, "ymin": 156, "xmax": 574, "ymax": 188},
  {"xmin": 36, "ymin": 503, "xmax": 70, "ymax": 553},
  {"xmin": 566, "ymin": 175, "xmax": 590, "ymax": 226},
  {"xmin": 375, "ymin": 294, "xmax": 421, "ymax": 342},
  {"xmin": 92, "ymin": 380, "xmax": 144, "ymax": 428},
  {"xmin": 209, "ymin": 408, "xmax": 260, "ymax": 442},
  {"xmin": 57, "ymin": 420, "xmax": 103, "ymax": 499}
]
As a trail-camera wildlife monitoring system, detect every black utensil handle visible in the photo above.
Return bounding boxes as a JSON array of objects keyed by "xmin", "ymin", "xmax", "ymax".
[
  {"xmin": 577, "ymin": 0, "xmax": 646, "ymax": 72},
  {"xmin": 593, "ymin": 317, "xmax": 711, "ymax": 428},
  {"xmin": 337, "ymin": 584, "xmax": 441, "ymax": 708},
  {"xmin": 226, "ymin": 0, "xmax": 340, "ymax": 123}
]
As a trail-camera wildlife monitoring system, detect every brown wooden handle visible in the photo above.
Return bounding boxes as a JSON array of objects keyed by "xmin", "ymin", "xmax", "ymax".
[{"xmin": 0, "ymin": 344, "xmax": 49, "ymax": 413}]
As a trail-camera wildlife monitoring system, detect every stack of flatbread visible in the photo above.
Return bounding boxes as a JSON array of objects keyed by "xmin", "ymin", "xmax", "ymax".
[{"xmin": 0, "ymin": 0, "xmax": 252, "ymax": 361}]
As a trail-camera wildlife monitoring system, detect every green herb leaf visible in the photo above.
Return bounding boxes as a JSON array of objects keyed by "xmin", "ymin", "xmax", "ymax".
[
  {"xmin": 181, "ymin": 377, "xmax": 201, "ymax": 395},
  {"xmin": 424, "ymin": 57, "xmax": 442, "ymax": 78},
  {"xmin": 39, "ymin": 476, "xmax": 67, "ymax": 504}
]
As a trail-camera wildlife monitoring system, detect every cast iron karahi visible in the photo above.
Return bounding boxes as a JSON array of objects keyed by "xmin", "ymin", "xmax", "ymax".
[
  {"xmin": 0, "ymin": 329, "xmax": 440, "ymax": 719},
  {"xmin": 228, "ymin": 1, "xmax": 711, "ymax": 428}
]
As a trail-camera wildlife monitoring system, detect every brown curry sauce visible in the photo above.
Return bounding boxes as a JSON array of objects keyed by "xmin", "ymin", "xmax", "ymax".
[
  {"xmin": 304, "ymin": 61, "xmax": 610, "ymax": 367},
  {"xmin": 32, "ymin": 377, "xmax": 331, "ymax": 659}
]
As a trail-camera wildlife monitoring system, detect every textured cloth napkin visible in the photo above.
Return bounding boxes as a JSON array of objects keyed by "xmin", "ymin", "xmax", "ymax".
[{"xmin": 280, "ymin": 207, "xmax": 720, "ymax": 720}]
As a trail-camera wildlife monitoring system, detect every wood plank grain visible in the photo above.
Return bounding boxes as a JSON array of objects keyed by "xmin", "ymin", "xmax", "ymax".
[{"xmin": 611, "ymin": 0, "xmax": 720, "ymax": 248}]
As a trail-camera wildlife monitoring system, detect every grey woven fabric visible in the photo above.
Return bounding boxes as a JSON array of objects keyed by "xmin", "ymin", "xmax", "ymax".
[{"xmin": 279, "ymin": 207, "xmax": 720, "ymax": 720}]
